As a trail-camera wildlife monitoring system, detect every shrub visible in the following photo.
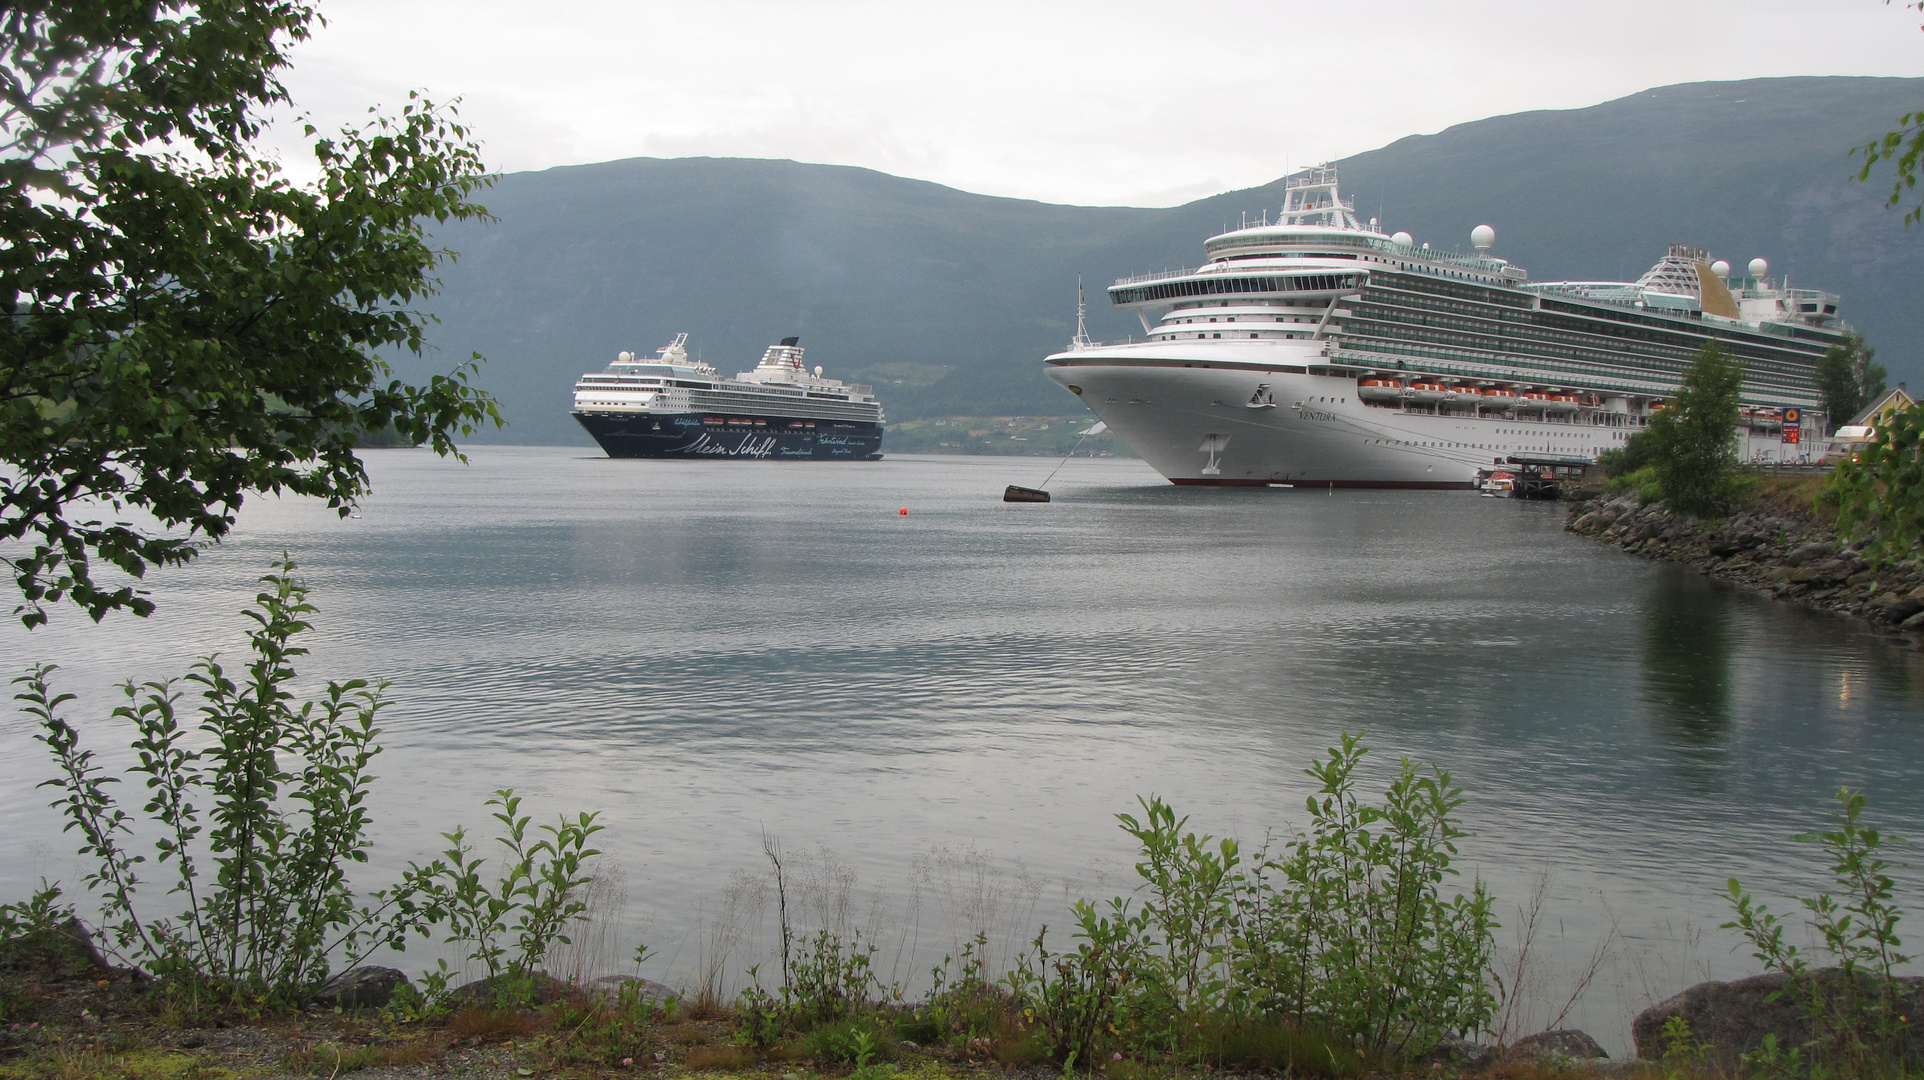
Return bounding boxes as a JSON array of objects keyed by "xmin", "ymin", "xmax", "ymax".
[
  {"xmin": 1004, "ymin": 900, "xmax": 1149, "ymax": 1068},
  {"xmin": 399, "ymin": 790, "xmax": 604, "ymax": 992},
  {"xmin": 1598, "ymin": 430, "xmax": 1657, "ymax": 479},
  {"xmin": 1233, "ymin": 734, "xmax": 1496, "ymax": 1057},
  {"xmin": 1724, "ymin": 787, "xmax": 1917, "ymax": 1076},
  {"xmin": 14, "ymin": 561, "xmax": 606, "ymax": 1002},
  {"xmin": 16, "ymin": 562, "xmax": 417, "ymax": 996},
  {"xmin": 1003, "ymin": 735, "xmax": 1496, "ymax": 1070},
  {"xmin": 1829, "ymin": 402, "xmax": 1924, "ymax": 566}
]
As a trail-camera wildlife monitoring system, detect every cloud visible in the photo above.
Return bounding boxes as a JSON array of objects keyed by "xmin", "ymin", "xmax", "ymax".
[{"xmin": 261, "ymin": 0, "xmax": 1924, "ymax": 206}]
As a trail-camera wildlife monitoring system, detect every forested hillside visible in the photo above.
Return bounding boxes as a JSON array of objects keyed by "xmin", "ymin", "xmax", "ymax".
[{"xmin": 410, "ymin": 76, "xmax": 1924, "ymax": 445}]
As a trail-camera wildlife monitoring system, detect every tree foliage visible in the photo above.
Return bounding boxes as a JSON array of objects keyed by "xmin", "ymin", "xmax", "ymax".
[
  {"xmin": 1830, "ymin": 403, "xmax": 1924, "ymax": 567},
  {"xmin": 1813, "ymin": 330, "xmax": 1888, "ymax": 434},
  {"xmin": 1644, "ymin": 341, "xmax": 1745, "ymax": 517},
  {"xmin": 2, "ymin": 1, "xmax": 501, "ymax": 628},
  {"xmin": 1856, "ymin": 1, "xmax": 1924, "ymax": 226}
]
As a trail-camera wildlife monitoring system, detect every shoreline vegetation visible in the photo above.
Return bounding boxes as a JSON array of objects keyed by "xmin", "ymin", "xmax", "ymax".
[
  {"xmin": 1564, "ymin": 472, "xmax": 1924, "ymax": 649},
  {"xmin": 1566, "ymin": 342, "xmax": 1924, "ymax": 649},
  {"xmin": 5, "ymin": 568, "xmax": 1921, "ymax": 1080}
]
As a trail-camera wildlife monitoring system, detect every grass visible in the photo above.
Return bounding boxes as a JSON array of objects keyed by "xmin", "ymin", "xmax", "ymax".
[
  {"xmin": 0, "ymin": 1046, "xmax": 234, "ymax": 1080},
  {"xmin": 445, "ymin": 1004, "xmax": 538, "ymax": 1043},
  {"xmin": 278, "ymin": 1039, "xmax": 437, "ymax": 1074}
]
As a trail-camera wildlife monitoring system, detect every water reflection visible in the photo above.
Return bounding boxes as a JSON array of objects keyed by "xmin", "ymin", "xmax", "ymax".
[{"xmin": 1640, "ymin": 566, "xmax": 1734, "ymax": 760}]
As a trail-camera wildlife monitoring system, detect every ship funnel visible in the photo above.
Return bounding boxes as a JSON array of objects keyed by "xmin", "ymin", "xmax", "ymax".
[{"xmin": 780, "ymin": 336, "xmax": 800, "ymax": 347}]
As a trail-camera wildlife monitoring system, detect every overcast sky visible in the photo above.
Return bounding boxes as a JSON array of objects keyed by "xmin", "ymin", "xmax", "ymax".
[{"xmin": 267, "ymin": 0, "xmax": 1924, "ymax": 208}]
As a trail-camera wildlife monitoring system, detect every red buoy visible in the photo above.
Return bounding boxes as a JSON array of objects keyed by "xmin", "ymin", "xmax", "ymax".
[{"xmin": 899, "ymin": 507, "xmax": 908, "ymax": 516}]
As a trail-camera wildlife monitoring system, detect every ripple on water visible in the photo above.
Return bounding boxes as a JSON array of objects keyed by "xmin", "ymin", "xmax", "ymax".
[{"xmin": 1, "ymin": 448, "xmax": 1919, "ymax": 1053}]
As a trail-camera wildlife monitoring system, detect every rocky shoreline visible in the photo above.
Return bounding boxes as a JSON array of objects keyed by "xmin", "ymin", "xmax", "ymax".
[{"xmin": 1564, "ymin": 489, "xmax": 1924, "ymax": 647}]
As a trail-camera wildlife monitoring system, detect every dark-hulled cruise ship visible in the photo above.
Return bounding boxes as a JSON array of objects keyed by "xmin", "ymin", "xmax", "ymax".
[{"xmin": 571, "ymin": 335, "xmax": 884, "ymax": 460}]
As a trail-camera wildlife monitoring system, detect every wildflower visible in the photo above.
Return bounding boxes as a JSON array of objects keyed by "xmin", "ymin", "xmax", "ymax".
[
  {"xmin": 623, "ymin": 1059, "xmax": 635, "ymax": 1067},
  {"xmin": 1113, "ymin": 1053, "xmax": 1123, "ymax": 1061}
]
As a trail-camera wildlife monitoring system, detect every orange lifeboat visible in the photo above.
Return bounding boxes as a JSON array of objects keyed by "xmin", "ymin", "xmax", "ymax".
[{"xmin": 1357, "ymin": 378, "xmax": 1406, "ymax": 404}]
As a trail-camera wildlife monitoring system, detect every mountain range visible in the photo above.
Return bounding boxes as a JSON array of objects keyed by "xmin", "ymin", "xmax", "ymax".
[{"xmin": 410, "ymin": 75, "xmax": 1924, "ymax": 446}]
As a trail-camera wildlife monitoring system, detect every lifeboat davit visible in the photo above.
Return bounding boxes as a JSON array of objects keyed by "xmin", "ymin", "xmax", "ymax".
[{"xmin": 1358, "ymin": 378, "xmax": 1405, "ymax": 403}]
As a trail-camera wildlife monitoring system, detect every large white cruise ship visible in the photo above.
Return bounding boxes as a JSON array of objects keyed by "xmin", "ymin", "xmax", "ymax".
[{"xmin": 1044, "ymin": 166, "xmax": 1841, "ymax": 488}]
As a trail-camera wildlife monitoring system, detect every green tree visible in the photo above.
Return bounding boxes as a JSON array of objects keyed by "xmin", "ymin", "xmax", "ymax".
[
  {"xmin": 1857, "ymin": 2, "xmax": 1924, "ymax": 225},
  {"xmin": 1646, "ymin": 341, "xmax": 1745, "ymax": 517},
  {"xmin": 2, "ymin": 1, "xmax": 501, "ymax": 628},
  {"xmin": 1830, "ymin": 402, "xmax": 1924, "ymax": 566},
  {"xmin": 1813, "ymin": 330, "xmax": 1889, "ymax": 433}
]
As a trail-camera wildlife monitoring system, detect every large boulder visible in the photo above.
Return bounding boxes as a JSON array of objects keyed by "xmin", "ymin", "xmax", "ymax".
[
  {"xmin": 314, "ymin": 965, "xmax": 410, "ymax": 1009},
  {"xmin": 1791, "ymin": 559, "xmax": 1854, "ymax": 586},
  {"xmin": 1784, "ymin": 542, "xmax": 1833, "ymax": 567},
  {"xmin": 1876, "ymin": 596, "xmax": 1924, "ymax": 624},
  {"xmin": 1634, "ymin": 971, "xmax": 1924, "ymax": 1070},
  {"xmin": 1508, "ymin": 1029, "xmax": 1609, "ymax": 1063}
]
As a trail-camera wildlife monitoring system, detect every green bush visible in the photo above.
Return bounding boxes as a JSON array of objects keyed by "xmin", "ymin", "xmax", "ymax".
[
  {"xmin": 1829, "ymin": 402, "xmax": 1924, "ymax": 567},
  {"xmin": 1001, "ymin": 734, "xmax": 1495, "ymax": 1069},
  {"xmin": 802, "ymin": 1018, "xmax": 900, "ymax": 1064},
  {"xmin": 14, "ymin": 561, "xmax": 604, "ymax": 1002},
  {"xmin": 399, "ymin": 790, "xmax": 604, "ymax": 993},
  {"xmin": 1724, "ymin": 788, "xmax": 1917, "ymax": 1077},
  {"xmin": 16, "ymin": 562, "xmax": 410, "ymax": 996},
  {"xmin": 1598, "ymin": 430, "xmax": 1658, "ymax": 479},
  {"xmin": 1233, "ymin": 734, "xmax": 1495, "ymax": 1056},
  {"xmin": 1604, "ymin": 464, "xmax": 1662, "ymax": 501}
]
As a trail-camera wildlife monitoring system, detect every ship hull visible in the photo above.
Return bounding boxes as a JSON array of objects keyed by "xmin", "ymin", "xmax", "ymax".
[
  {"xmin": 573, "ymin": 412, "xmax": 884, "ymax": 460},
  {"xmin": 1046, "ymin": 345, "xmax": 1645, "ymax": 487}
]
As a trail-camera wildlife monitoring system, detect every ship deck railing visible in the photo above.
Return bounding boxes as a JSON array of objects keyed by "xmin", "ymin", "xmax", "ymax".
[{"xmin": 1113, "ymin": 243, "xmax": 1508, "ymax": 288}]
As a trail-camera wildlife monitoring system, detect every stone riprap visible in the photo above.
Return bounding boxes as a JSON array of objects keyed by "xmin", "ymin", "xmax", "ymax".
[{"xmin": 1566, "ymin": 492, "xmax": 1924, "ymax": 645}]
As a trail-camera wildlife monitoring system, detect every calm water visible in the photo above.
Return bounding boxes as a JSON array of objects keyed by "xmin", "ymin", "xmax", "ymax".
[{"xmin": 3, "ymin": 446, "xmax": 1921, "ymax": 1049}]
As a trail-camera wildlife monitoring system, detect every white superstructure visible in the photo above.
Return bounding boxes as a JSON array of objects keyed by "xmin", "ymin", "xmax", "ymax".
[
  {"xmin": 1045, "ymin": 165, "xmax": 1840, "ymax": 487},
  {"xmin": 572, "ymin": 334, "xmax": 882, "ymax": 424}
]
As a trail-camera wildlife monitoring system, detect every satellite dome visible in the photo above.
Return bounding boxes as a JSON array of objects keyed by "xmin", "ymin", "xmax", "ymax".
[
  {"xmin": 1391, "ymin": 231, "xmax": 1414, "ymax": 246},
  {"xmin": 1471, "ymin": 224, "xmax": 1496, "ymax": 253},
  {"xmin": 618, "ymin": 351, "xmax": 634, "ymax": 362},
  {"xmin": 1748, "ymin": 257, "xmax": 1769, "ymax": 279},
  {"xmin": 1710, "ymin": 260, "xmax": 1730, "ymax": 279}
]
